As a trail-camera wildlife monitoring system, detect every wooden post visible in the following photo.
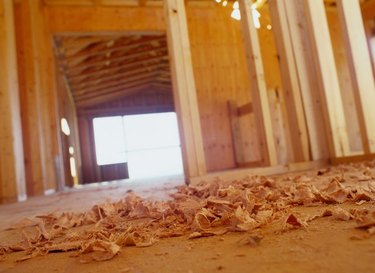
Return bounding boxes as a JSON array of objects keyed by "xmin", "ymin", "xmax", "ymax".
[
  {"xmin": 268, "ymin": 0, "xmax": 310, "ymax": 163},
  {"xmin": 0, "ymin": 0, "xmax": 27, "ymax": 203},
  {"xmin": 239, "ymin": 0, "xmax": 277, "ymax": 166},
  {"xmin": 337, "ymin": 0, "xmax": 375, "ymax": 154},
  {"xmin": 14, "ymin": 0, "xmax": 50, "ymax": 196},
  {"xmin": 164, "ymin": 0, "xmax": 207, "ymax": 180},
  {"xmin": 304, "ymin": 0, "xmax": 350, "ymax": 158}
]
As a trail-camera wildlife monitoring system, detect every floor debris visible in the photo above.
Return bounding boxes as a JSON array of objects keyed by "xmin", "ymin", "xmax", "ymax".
[{"xmin": 1, "ymin": 161, "xmax": 375, "ymax": 264}]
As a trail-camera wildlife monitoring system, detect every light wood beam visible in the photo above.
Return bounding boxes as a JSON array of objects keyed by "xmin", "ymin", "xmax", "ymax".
[
  {"xmin": 74, "ymin": 71, "xmax": 159, "ymax": 96},
  {"xmin": 45, "ymin": 5, "xmax": 165, "ymax": 33},
  {"xmin": 337, "ymin": 0, "xmax": 375, "ymax": 154},
  {"xmin": 14, "ymin": 0, "xmax": 49, "ymax": 196},
  {"xmin": 165, "ymin": 0, "xmax": 207, "ymax": 179},
  {"xmin": 68, "ymin": 55, "xmax": 168, "ymax": 83},
  {"xmin": 76, "ymin": 84, "xmax": 151, "ymax": 107},
  {"xmin": 269, "ymin": 0, "xmax": 310, "ymax": 163},
  {"xmin": 239, "ymin": 0, "xmax": 277, "ymax": 166},
  {"xmin": 282, "ymin": 0, "xmax": 329, "ymax": 160},
  {"xmin": 0, "ymin": 0, "xmax": 27, "ymax": 203},
  {"xmin": 71, "ymin": 62, "xmax": 167, "ymax": 90},
  {"xmin": 64, "ymin": 46, "xmax": 168, "ymax": 74},
  {"xmin": 304, "ymin": 0, "xmax": 350, "ymax": 157}
]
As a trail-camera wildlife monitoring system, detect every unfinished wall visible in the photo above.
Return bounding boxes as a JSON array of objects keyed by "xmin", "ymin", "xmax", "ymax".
[
  {"xmin": 55, "ymin": 68, "xmax": 82, "ymax": 187},
  {"xmin": 326, "ymin": 9, "xmax": 363, "ymax": 153}
]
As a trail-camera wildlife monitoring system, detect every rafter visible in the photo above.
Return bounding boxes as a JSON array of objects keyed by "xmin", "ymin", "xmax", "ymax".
[
  {"xmin": 64, "ymin": 46, "xmax": 168, "ymax": 74},
  {"xmin": 71, "ymin": 62, "xmax": 167, "ymax": 90},
  {"xmin": 65, "ymin": 35, "xmax": 165, "ymax": 62},
  {"xmin": 74, "ymin": 72, "xmax": 156, "ymax": 98},
  {"xmin": 76, "ymin": 84, "xmax": 152, "ymax": 108},
  {"xmin": 68, "ymin": 55, "xmax": 168, "ymax": 82},
  {"xmin": 74, "ymin": 71, "xmax": 159, "ymax": 96}
]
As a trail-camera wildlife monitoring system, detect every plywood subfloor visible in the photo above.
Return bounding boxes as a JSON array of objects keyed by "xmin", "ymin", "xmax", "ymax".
[{"xmin": 0, "ymin": 168, "xmax": 374, "ymax": 273}]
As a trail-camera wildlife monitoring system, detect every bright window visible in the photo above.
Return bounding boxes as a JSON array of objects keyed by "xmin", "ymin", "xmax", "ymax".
[
  {"xmin": 93, "ymin": 116, "xmax": 127, "ymax": 165},
  {"xmin": 93, "ymin": 112, "xmax": 183, "ymax": 179}
]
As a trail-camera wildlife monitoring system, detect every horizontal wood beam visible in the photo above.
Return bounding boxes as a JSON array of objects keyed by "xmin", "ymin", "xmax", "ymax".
[
  {"xmin": 190, "ymin": 159, "xmax": 329, "ymax": 185},
  {"xmin": 71, "ymin": 62, "xmax": 167, "ymax": 90},
  {"xmin": 45, "ymin": 5, "xmax": 165, "ymax": 33},
  {"xmin": 63, "ymin": 46, "xmax": 168, "ymax": 74},
  {"xmin": 68, "ymin": 55, "xmax": 168, "ymax": 83},
  {"xmin": 76, "ymin": 84, "xmax": 151, "ymax": 107},
  {"xmin": 74, "ymin": 71, "xmax": 159, "ymax": 95},
  {"xmin": 237, "ymin": 102, "xmax": 253, "ymax": 116},
  {"xmin": 78, "ymin": 104, "xmax": 174, "ymax": 117},
  {"xmin": 64, "ymin": 35, "xmax": 166, "ymax": 61}
]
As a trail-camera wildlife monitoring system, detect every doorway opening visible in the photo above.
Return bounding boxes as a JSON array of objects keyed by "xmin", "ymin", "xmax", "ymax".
[{"xmin": 93, "ymin": 112, "xmax": 183, "ymax": 180}]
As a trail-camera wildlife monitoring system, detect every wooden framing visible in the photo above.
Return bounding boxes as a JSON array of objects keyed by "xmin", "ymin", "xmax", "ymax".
[
  {"xmin": 337, "ymin": 0, "xmax": 375, "ymax": 154},
  {"xmin": 269, "ymin": 0, "xmax": 310, "ymax": 163},
  {"xmin": 280, "ymin": 0, "xmax": 329, "ymax": 161},
  {"xmin": 239, "ymin": 0, "xmax": 277, "ymax": 166},
  {"xmin": 304, "ymin": 0, "xmax": 350, "ymax": 158},
  {"xmin": 164, "ymin": 0, "xmax": 207, "ymax": 179},
  {"xmin": 0, "ymin": 0, "xmax": 27, "ymax": 203},
  {"xmin": 190, "ymin": 160, "xmax": 329, "ymax": 185}
]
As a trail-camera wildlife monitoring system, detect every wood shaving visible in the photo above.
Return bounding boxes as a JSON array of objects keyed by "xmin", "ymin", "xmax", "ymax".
[{"xmin": 1, "ymin": 162, "xmax": 375, "ymax": 263}]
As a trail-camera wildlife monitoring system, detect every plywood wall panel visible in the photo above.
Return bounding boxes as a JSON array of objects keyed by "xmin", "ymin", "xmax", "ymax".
[{"xmin": 187, "ymin": 6, "xmax": 256, "ymax": 171}]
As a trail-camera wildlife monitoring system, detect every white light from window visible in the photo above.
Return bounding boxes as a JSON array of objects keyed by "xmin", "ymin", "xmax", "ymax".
[
  {"xmin": 93, "ymin": 116, "xmax": 127, "ymax": 165},
  {"xmin": 233, "ymin": 0, "xmax": 239, "ymax": 9},
  {"xmin": 222, "ymin": 0, "xmax": 228, "ymax": 7},
  {"xmin": 252, "ymin": 6, "xmax": 261, "ymax": 29},
  {"xmin": 61, "ymin": 118, "xmax": 71, "ymax": 136},
  {"xmin": 231, "ymin": 8, "xmax": 241, "ymax": 20},
  {"xmin": 69, "ymin": 146, "xmax": 74, "ymax": 155},
  {"xmin": 70, "ymin": 157, "xmax": 77, "ymax": 178},
  {"xmin": 123, "ymin": 112, "xmax": 183, "ymax": 179}
]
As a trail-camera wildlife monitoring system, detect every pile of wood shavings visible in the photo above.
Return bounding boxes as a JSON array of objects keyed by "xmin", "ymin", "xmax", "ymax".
[{"xmin": 1, "ymin": 162, "xmax": 375, "ymax": 263}]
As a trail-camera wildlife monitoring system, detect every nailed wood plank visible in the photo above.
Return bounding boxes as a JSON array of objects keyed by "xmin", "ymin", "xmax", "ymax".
[
  {"xmin": 14, "ymin": 0, "xmax": 48, "ymax": 196},
  {"xmin": 45, "ymin": 5, "xmax": 165, "ymax": 33},
  {"xmin": 269, "ymin": 0, "xmax": 310, "ymax": 163},
  {"xmin": 337, "ymin": 0, "xmax": 375, "ymax": 154},
  {"xmin": 304, "ymin": 0, "xmax": 350, "ymax": 158},
  {"xmin": 190, "ymin": 159, "xmax": 329, "ymax": 185},
  {"xmin": 165, "ymin": 0, "xmax": 207, "ymax": 180},
  {"xmin": 76, "ymin": 84, "xmax": 151, "ymax": 107},
  {"xmin": 0, "ymin": 0, "xmax": 27, "ymax": 203},
  {"xmin": 68, "ymin": 55, "xmax": 168, "ymax": 83},
  {"xmin": 282, "ymin": 0, "xmax": 329, "ymax": 160},
  {"xmin": 239, "ymin": 0, "xmax": 277, "ymax": 166}
]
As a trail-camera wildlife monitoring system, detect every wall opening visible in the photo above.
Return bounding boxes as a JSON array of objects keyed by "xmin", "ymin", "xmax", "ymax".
[{"xmin": 93, "ymin": 112, "xmax": 183, "ymax": 180}]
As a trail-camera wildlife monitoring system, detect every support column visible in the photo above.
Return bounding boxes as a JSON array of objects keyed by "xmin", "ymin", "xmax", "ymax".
[
  {"xmin": 239, "ymin": 0, "xmax": 277, "ymax": 166},
  {"xmin": 304, "ymin": 0, "xmax": 350, "ymax": 158},
  {"xmin": 14, "ymin": 0, "xmax": 53, "ymax": 195},
  {"xmin": 281, "ymin": 0, "xmax": 329, "ymax": 160},
  {"xmin": 269, "ymin": 0, "xmax": 310, "ymax": 163},
  {"xmin": 0, "ymin": 0, "xmax": 27, "ymax": 203},
  {"xmin": 337, "ymin": 0, "xmax": 375, "ymax": 154},
  {"xmin": 164, "ymin": 0, "xmax": 207, "ymax": 180}
]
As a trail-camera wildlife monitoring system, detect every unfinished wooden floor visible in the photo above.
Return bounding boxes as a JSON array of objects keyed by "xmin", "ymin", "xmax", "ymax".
[{"xmin": 0, "ymin": 163, "xmax": 374, "ymax": 273}]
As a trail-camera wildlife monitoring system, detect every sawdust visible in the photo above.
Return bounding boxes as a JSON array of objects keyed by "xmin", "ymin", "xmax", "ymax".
[{"xmin": 1, "ymin": 161, "xmax": 375, "ymax": 266}]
